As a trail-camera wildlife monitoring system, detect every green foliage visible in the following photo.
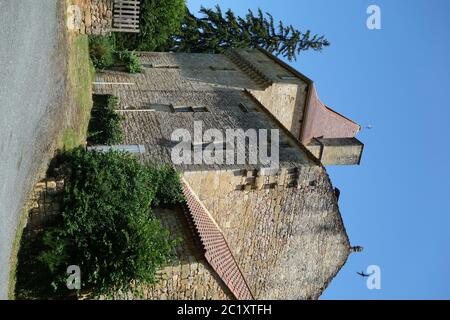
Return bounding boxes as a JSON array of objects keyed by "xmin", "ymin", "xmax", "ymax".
[
  {"xmin": 38, "ymin": 148, "xmax": 184, "ymax": 296},
  {"xmin": 147, "ymin": 164, "xmax": 186, "ymax": 207},
  {"xmin": 170, "ymin": 6, "xmax": 330, "ymax": 61},
  {"xmin": 114, "ymin": 0, "xmax": 186, "ymax": 51},
  {"xmin": 88, "ymin": 36, "xmax": 114, "ymax": 69},
  {"xmin": 118, "ymin": 51, "xmax": 143, "ymax": 73},
  {"xmin": 88, "ymin": 95, "xmax": 124, "ymax": 145},
  {"xmin": 15, "ymin": 230, "xmax": 67, "ymax": 299},
  {"xmin": 88, "ymin": 37, "xmax": 142, "ymax": 74}
]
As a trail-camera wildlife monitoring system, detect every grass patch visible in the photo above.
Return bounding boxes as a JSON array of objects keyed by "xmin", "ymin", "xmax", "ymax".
[
  {"xmin": 61, "ymin": 128, "xmax": 79, "ymax": 151},
  {"xmin": 62, "ymin": 34, "xmax": 95, "ymax": 151}
]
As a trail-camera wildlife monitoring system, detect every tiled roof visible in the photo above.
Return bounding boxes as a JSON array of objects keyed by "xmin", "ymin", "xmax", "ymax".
[
  {"xmin": 301, "ymin": 84, "xmax": 361, "ymax": 144},
  {"xmin": 182, "ymin": 181, "xmax": 254, "ymax": 300}
]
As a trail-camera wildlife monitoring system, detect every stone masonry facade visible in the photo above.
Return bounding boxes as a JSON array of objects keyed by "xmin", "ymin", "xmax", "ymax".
[
  {"xmin": 92, "ymin": 49, "xmax": 359, "ymax": 300},
  {"xmin": 183, "ymin": 167, "xmax": 350, "ymax": 300},
  {"xmin": 26, "ymin": 179, "xmax": 64, "ymax": 237}
]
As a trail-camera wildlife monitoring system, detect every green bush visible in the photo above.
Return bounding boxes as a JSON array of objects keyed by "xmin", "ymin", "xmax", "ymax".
[
  {"xmin": 88, "ymin": 36, "xmax": 115, "ymax": 69},
  {"xmin": 148, "ymin": 164, "xmax": 186, "ymax": 207},
  {"xmin": 88, "ymin": 95, "xmax": 124, "ymax": 145},
  {"xmin": 118, "ymin": 51, "xmax": 143, "ymax": 73},
  {"xmin": 38, "ymin": 148, "xmax": 184, "ymax": 296},
  {"xmin": 114, "ymin": 0, "xmax": 186, "ymax": 51}
]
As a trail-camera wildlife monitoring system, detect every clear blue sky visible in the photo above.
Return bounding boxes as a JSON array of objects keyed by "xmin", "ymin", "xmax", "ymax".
[{"xmin": 187, "ymin": 0, "xmax": 450, "ymax": 299}]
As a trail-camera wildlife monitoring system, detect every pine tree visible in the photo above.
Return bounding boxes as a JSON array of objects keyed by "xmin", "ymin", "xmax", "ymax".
[{"xmin": 170, "ymin": 5, "xmax": 330, "ymax": 61}]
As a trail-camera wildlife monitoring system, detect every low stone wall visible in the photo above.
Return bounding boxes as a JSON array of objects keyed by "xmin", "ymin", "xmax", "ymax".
[
  {"xmin": 74, "ymin": 0, "xmax": 113, "ymax": 35},
  {"xmin": 26, "ymin": 179, "xmax": 64, "ymax": 236}
]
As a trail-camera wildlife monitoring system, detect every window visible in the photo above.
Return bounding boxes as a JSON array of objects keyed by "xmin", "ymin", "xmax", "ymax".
[
  {"xmin": 278, "ymin": 74, "xmax": 297, "ymax": 80},
  {"xmin": 145, "ymin": 103, "xmax": 171, "ymax": 112},
  {"xmin": 87, "ymin": 145, "xmax": 146, "ymax": 154},
  {"xmin": 209, "ymin": 66, "xmax": 236, "ymax": 71},
  {"xmin": 172, "ymin": 105, "xmax": 193, "ymax": 112},
  {"xmin": 191, "ymin": 140, "xmax": 229, "ymax": 151},
  {"xmin": 192, "ymin": 106, "xmax": 209, "ymax": 112},
  {"xmin": 191, "ymin": 141, "xmax": 210, "ymax": 150},
  {"xmin": 171, "ymin": 105, "xmax": 209, "ymax": 113},
  {"xmin": 239, "ymin": 103, "xmax": 249, "ymax": 113},
  {"xmin": 280, "ymin": 139, "xmax": 291, "ymax": 148},
  {"xmin": 144, "ymin": 64, "xmax": 180, "ymax": 69},
  {"xmin": 233, "ymin": 169, "xmax": 247, "ymax": 177}
]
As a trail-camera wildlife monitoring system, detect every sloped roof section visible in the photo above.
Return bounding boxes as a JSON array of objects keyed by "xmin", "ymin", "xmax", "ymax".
[
  {"xmin": 182, "ymin": 182, "xmax": 254, "ymax": 300},
  {"xmin": 301, "ymin": 84, "xmax": 361, "ymax": 144}
]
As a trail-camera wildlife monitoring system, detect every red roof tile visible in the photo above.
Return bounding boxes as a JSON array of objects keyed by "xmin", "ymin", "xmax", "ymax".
[{"xmin": 182, "ymin": 182, "xmax": 254, "ymax": 300}]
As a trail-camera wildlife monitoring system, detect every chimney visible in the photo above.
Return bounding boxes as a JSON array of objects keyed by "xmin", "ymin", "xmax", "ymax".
[{"xmin": 306, "ymin": 137, "xmax": 364, "ymax": 166}]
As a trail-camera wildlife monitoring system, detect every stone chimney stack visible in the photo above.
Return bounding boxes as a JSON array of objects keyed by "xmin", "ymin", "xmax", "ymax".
[{"xmin": 306, "ymin": 137, "xmax": 364, "ymax": 166}]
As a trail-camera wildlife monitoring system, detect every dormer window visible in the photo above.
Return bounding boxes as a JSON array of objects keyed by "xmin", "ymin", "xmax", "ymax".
[
  {"xmin": 209, "ymin": 66, "xmax": 236, "ymax": 71},
  {"xmin": 146, "ymin": 103, "xmax": 171, "ymax": 112},
  {"xmin": 171, "ymin": 105, "xmax": 209, "ymax": 113},
  {"xmin": 172, "ymin": 105, "xmax": 193, "ymax": 112},
  {"xmin": 191, "ymin": 140, "xmax": 229, "ymax": 151},
  {"xmin": 239, "ymin": 103, "xmax": 249, "ymax": 113},
  {"xmin": 278, "ymin": 74, "xmax": 297, "ymax": 80},
  {"xmin": 145, "ymin": 64, "xmax": 180, "ymax": 69},
  {"xmin": 192, "ymin": 106, "xmax": 209, "ymax": 112}
]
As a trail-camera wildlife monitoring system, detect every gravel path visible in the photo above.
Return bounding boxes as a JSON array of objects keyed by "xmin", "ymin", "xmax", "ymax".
[{"xmin": 0, "ymin": 0, "xmax": 66, "ymax": 299}]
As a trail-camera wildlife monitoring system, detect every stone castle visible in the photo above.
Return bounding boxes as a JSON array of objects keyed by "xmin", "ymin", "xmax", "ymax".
[{"xmin": 92, "ymin": 47, "xmax": 364, "ymax": 300}]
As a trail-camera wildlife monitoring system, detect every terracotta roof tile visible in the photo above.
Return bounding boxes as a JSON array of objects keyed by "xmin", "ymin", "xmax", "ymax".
[{"xmin": 182, "ymin": 182, "xmax": 254, "ymax": 300}]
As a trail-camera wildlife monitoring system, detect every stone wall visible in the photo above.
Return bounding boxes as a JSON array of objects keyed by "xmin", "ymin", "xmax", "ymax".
[
  {"xmin": 230, "ymin": 49, "xmax": 310, "ymax": 139},
  {"xmin": 183, "ymin": 167, "xmax": 351, "ymax": 300},
  {"xmin": 94, "ymin": 50, "xmax": 353, "ymax": 299},
  {"xmin": 94, "ymin": 52, "xmax": 315, "ymax": 172},
  {"xmin": 75, "ymin": 0, "xmax": 113, "ymax": 35},
  {"xmin": 26, "ymin": 179, "xmax": 64, "ymax": 236},
  {"xmin": 249, "ymin": 82, "xmax": 308, "ymax": 139}
]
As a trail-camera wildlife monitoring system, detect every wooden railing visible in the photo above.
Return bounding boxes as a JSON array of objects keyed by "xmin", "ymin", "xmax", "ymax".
[{"xmin": 112, "ymin": 0, "xmax": 140, "ymax": 33}]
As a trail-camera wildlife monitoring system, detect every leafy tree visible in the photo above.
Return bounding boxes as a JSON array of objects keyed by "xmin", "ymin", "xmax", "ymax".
[
  {"xmin": 114, "ymin": 0, "xmax": 186, "ymax": 51},
  {"xmin": 38, "ymin": 149, "xmax": 184, "ymax": 296},
  {"xmin": 170, "ymin": 5, "xmax": 330, "ymax": 61}
]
